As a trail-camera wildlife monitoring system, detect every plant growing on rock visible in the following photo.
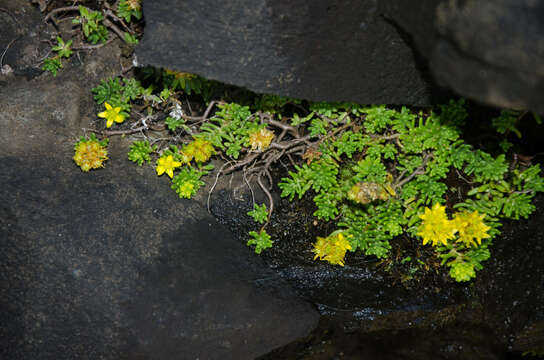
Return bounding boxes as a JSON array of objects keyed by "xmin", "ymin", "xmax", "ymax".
[
  {"xmin": 39, "ymin": 2, "xmax": 144, "ymax": 76},
  {"xmin": 76, "ymin": 69, "xmax": 544, "ymax": 282},
  {"xmin": 41, "ymin": 37, "xmax": 72, "ymax": 76},
  {"xmin": 272, "ymin": 100, "xmax": 543, "ymax": 280},
  {"xmin": 248, "ymin": 203, "xmax": 268, "ymax": 224},
  {"xmin": 418, "ymin": 204, "xmax": 492, "ymax": 281},
  {"xmin": 128, "ymin": 140, "xmax": 156, "ymax": 166},
  {"xmin": 73, "ymin": 134, "xmax": 108, "ymax": 172},
  {"xmin": 247, "ymin": 230, "xmax": 273, "ymax": 254},
  {"xmin": 117, "ymin": 0, "xmax": 143, "ymax": 23},
  {"xmin": 312, "ymin": 232, "xmax": 353, "ymax": 266}
]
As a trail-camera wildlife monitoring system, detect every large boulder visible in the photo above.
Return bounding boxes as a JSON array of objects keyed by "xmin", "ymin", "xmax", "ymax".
[
  {"xmin": 137, "ymin": 0, "xmax": 544, "ymax": 113},
  {"xmin": 136, "ymin": 0, "xmax": 434, "ymax": 106},
  {"xmin": 386, "ymin": 0, "xmax": 544, "ymax": 113}
]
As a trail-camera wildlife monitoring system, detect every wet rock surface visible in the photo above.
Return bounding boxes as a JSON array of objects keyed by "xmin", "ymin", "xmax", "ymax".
[
  {"xmin": 138, "ymin": 0, "xmax": 544, "ymax": 113},
  {"xmin": 475, "ymin": 195, "xmax": 544, "ymax": 355},
  {"xmin": 211, "ymin": 185, "xmax": 544, "ymax": 358}
]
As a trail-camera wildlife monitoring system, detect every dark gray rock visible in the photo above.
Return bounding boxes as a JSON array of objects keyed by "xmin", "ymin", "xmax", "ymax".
[
  {"xmin": 0, "ymin": 0, "xmax": 50, "ymax": 77},
  {"xmin": 0, "ymin": 13, "xmax": 319, "ymax": 355},
  {"xmin": 0, "ymin": 78, "xmax": 88, "ymax": 154},
  {"xmin": 136, "ymin": 0, "xmax": 434, "ymax": 105},
  {"xmin": 475, "ymin": 194, "xmax": 544, "ymax": 354},
  {"xmin": 0, "ymin": 153, "xmax": 319, "ymax": 360},
  {"xmin": 387, "ymin": 0, "xmax": 544, "ymax": 114},
  {"xmin": 137, "ymin": 0, "xmax": 544, "ymax": 113}
]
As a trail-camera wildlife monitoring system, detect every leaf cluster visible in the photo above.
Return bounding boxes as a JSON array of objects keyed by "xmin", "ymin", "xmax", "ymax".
[
  {"xmin": 200, "ymin": 103, "xmax": 262, "ymax": 159},
  {"xmin": 117, "ymin": 0, "xmax": 142, "ymax": 23},
  {"xmin": 128, "ymin": 141, "xmax": 156, "ymax": 166},
  {"xmin": 165, "ymin": 116, "xmax": 188, "ymax": 132},
  {"xmin": 247, "ymin": 230, "xmax": 273, "ymax": 254},
  {"xmin": 42, "ymin": 57, "xmax": 63, "ymax": 76},
  {"xmin": 247, "ymin": 203, "xmax": 268, "ymax": 224},
  {"xmin": 163, "ymin": 70, "xmax": 204, "ymax": 95},
  {"xmin": 171, "ymin": 164, "xmax": 213, "ymax": 199},
  {"xmin": 253, "ymin": 94, "xmax": 300, "ymax": 114},
  {"xmin": 276, "ymin": 101, "xmax": 544, "ymax": 281},
  {"xmin": 491, "ymin": 110, "xmax": 542, "ymax": 152},
  {"xmin": 92, "ymin": 77, "xmax": 144, "ymax": 115},
  {"xmin": 72, "ymin": 6, "xmax": 109, "ymax": 44},
  {"xmin": 41, "ymin": 37, "xmax": 72, "ymax": 76},
  {"xmin": 457, "ymin": 164, "xmax": 544, "ymax": 221}
]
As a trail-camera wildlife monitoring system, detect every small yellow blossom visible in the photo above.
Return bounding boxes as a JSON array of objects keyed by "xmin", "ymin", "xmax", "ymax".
[
  {"xmin": 454, "ymin": 211, "xmax": 491, "ymax": 247},
  {"xmin": 73, "ymin": 138, "xmax": 108, "ymax": 172},
  {"xmin": 156, "ymin": 155, "xmax": 182, "ymax": 178},
  {"xmin": 98, "ymin": 102, "xmax": 125, "ymax": 128},
  {"xmin": 312, "ymin": 233, "xmax": 353, "ymax": 266},
  {"xmin": 184, "ymin": 138, "xmax": 214, "ymax": 163},
  {"xmin": 418, "ymin": 203, "xmax": 457, "ymax": 246},
  {"xmin": 248, "ymin": 128, "xmax": 274, "ymax": 151},
  {"xmin": 126, "ymin": 0, "xmax": 141, "ymax": 11}
]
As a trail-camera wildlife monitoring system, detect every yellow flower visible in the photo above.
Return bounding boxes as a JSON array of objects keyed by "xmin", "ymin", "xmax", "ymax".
[
  {"xmin": 98, "ymin": 102, "xmax": 125, "ymax": 128},
  {"xmin": 126, "ymin": 0, "xmax": 141, "ymax": 11},
  {"xmin": 248, "ymin": 128, "xmax": 274, "ymax": 151},
  {"xmin": 184, "ymin": 138, "xmax": 214, "ymax": 163},
  {"xmin": 312, "ymin": 237, "xmax": 329, "ymax": 261},
  {"xmin": 418, "ymin": 203, "xmax": 457, "ymax": 246},
  {"xmin": 454, "ymin": 211, "xmax": 491, "ymax": 247},
  {"xmin": 156, "ymin": 155, "xmax": 181, "ymax": 178},
  {"xmin": 312, "ymin": 233, "xmax": 352, "ymax": 266},
  {"xmin": 73, "ymin": 138, "xmax": 108, "ymax": 172}
]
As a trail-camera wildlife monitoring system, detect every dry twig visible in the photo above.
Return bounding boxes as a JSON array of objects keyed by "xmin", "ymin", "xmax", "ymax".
[
  {"xmin": 84, "ymin": 124, "xmax": 164, "ymax": 136},
  {"xmin": 44, "ymin": 5, "xmax": 79, "ymax": 23}
]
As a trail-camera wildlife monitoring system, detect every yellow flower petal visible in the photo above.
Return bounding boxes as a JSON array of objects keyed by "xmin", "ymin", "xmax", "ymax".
[
  {"xmin": 98, "ymin": 111, "xmax": 107, "ymax": 118},
  {"xmin": 105, "ymin": 102, "xmax": 112, "ymax": 110},
  {"xmin": 156, "ymin": 155, "xmax": 181, "ymax": 177},
  {"xmin": 312, "ymin": 233, "xmax": 351, "ymax": 266},
  {"xmin": 418, "ymin": 203, "xmax": 457, "ymax": 247},
  {"xmin": 73, "ymin": 137, "xmax": 108, "ymax": 171},
  {"xmin": 106, "ymin": 118, "xmax": 114, "ymax": 128}
]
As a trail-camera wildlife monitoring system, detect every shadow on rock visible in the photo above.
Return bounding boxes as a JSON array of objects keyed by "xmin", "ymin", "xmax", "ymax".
[{"xmin": 0, "ymin": 155, "xmax": 318, "ymax": 360}]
